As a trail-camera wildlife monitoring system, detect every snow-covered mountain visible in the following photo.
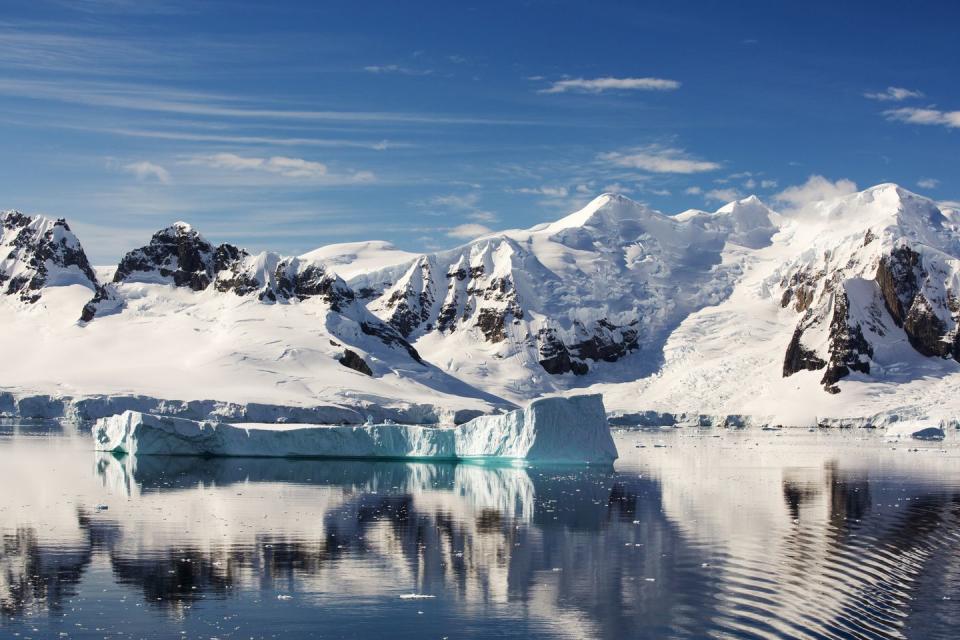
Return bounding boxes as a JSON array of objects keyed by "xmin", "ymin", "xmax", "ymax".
[
  {"xmin": 349, "ymin": 193, "xmax": 777, "ymax": 400},
  {"xmin": 4, "ymin": 184, "xmax": 960, "ymax": 426},
  {"xmin": 1, "ymin": 211, "xmax": 98, "ymax": 303}
]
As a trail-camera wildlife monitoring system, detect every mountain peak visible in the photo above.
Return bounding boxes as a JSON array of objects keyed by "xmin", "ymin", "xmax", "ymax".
[
  {"xmin": 545, "ymin": 192, "xmax": 652, "ymax": 233},
  {"xmin": 0, "ymin": 210, "xmax": 98, "ymax": 302}
]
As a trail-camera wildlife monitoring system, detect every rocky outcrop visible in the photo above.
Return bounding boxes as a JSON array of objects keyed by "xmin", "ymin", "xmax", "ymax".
[
  {"xmin": 338, "ymin": 349, "xmax": 373, "ymax": 376},
  {"xmin": 537, "ymin": 327, "xmax": 588, "ymax": 375},
  {"xmin": 114, "ymin": 222, "xmax": 216, "ymax": 291},
  {"xmin": 782, "ymin": 326, "xmax": 826, "ymax": 377},
  {"xmin": 377, "ymin": 257, "xmax": 436, "ymax": 337},
  {"xmin": 1, "ymin": 211, "xmax": 98, "ymax": 303},
  {"xmin": 875, "ymin": 245, "xmax": 955, "ymax": 358},
  {"xmin": 820, "ymin": 292, "xmax": 873, "ymax": 392}
]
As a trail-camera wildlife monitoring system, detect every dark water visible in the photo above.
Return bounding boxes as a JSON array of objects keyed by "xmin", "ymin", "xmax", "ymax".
[{"xmin": 2, "ymin": 422, "xmax": 960, "ymax": 639}]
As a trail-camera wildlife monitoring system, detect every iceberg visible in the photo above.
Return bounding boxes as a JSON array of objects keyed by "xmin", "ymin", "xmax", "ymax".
[{"xmin": 93, "ymin": 394, "xmax": 618, "ymax": 464}]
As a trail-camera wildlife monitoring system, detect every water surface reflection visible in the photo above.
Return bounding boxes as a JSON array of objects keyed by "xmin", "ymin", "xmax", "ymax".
[{"xmin": 2, "ymin": 424, "xmax": 959, "ymax": 638}]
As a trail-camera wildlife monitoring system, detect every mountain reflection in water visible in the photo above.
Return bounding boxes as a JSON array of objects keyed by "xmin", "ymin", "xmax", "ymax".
[{"xmin": 1, "ymin": 423, "xmax": 959, "ymax": 639}]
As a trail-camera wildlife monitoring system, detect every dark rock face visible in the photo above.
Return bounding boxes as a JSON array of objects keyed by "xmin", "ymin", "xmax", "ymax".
[
  {"xmin": 1, "ymin": 212, "xmax": 98, "ymax": 303},
  {"xmin": 114, "ymin": 223, "xmax": 216, "ymax": 291},
  {"xmin": 903, "ymin": 295, "xmax": 950, "ymax": 357},
  {"xmin": 79, "ymin": 285, "xmax": 116, "ymax": 323},
  {"xmin": 820, "ymin": 292, "xmax": 873, "ymax": 391},
  {"xmin": 876, "ymin": 245, "xmax": 922, "ymax": 327},
  {"xmin": 783, "ymin": 326, "xmax": 826, "ymax": 377},
  {"xmin": 381, "ymin": 259, "xmax": 435, "ymax": 337},
  {"xmin": 338, "ymin": 349, "xmax": 373, "ymax": 376},
  {"xmin": 783, "ymin": 291, "xmax": 872, "ymax": 391},
  {"xmin": 536, "ymin": 328, "xmax": 589, "ymax": 376},
  {"xmin": 779, "ymin": 268, "xmax": 820, "ymax": 313},
  {"xmin": 876, "ymin": 245, "xmax": 955, "ymax": 359},
  {"xmin": 572, "ymin": 318, "xmax": 639, "ymax": 362},
  {"xmin": 360, "ymin": 322, "xmax": 423, "ymax": 364}
]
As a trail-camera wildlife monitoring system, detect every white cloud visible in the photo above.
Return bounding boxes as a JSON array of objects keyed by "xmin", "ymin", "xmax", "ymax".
[
  {"xmin": 363, "ymin": 64, "xmax": 433, "ymax": 76},
  {"xmin": 774, "ymin": 175, "xmax": 858, "ymax": 212},
  {"xmin": 743, "ymin": 178, "xmax": 756, "ymax": 189},
  {"xmin": 447, "ymin": 223, "xmax": 492, "ymax": 239},
  {"xmin": 917, "ymin": 178, "xmax": 939, "ymax": 189},
  {"xmin": 196, "ymin": 152, "xmax": 328, "ymax": 178},
  {"xmin": 604, "ymin": 183, "xmax": 636, "ymax": 195},
  {"xmin": 884, "ymin": 107, "xmax": 960, "ymax": 129},
  {"xmin": 599, "ymin": 146, "xmax": 720, "ymax": 174},
  {"xmin": 467, "ymin": 210, "xmax": 498, "ymax": 223},
  {"xmin": 122, "ymin": 160, "xmax": 170, "ymax": 184},
  {"xmin": 426, "ymin": 193, "xmax": 479, "ymax": 209},
  {"xmin": 760, "ymin": 179, "xmax": 778, "ymax": 189},
  {"xmin": 540, "ymin": 76, "xmax": 680, "ymax": 94},
  {"xmin": 424, "ymin": 192, "xmax": 498, "ymax": 224},
  {"xmin": 514, "ymin": 185, "xmax": 569, "ymax": 198},
  {"xmin": 864, "ymin": 86, "xmax": 923, "ymax": 102},
  {"xmin": 184, "ymin": 152, "xmax": 374, "ymax": 185},
  {"xmin": 705, "ymin": 187, "xmax": 741, "ymax": 203},
  {"xmin": 684, "ymin": 186, "xmax": 702, "ymax": 195}
]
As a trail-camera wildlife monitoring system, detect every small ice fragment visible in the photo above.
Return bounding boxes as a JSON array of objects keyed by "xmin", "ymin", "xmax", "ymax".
[
  {"xmin": 399, "ymin": 594, "xmax": 436, "ymax": 600},
  {"xmin": 277, "ymin": 594, "xmax": 293, "ymax": 600}
]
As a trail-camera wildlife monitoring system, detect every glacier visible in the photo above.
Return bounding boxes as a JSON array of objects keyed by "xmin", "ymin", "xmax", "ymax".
[{"xmin": 94, "ymin": 394, "xmax": 619, "ymax": 464}]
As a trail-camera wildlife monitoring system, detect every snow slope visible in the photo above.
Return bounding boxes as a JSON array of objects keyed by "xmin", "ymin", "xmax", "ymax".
[{"xmin": 300, "ymin": 240, "xmax": 418, "ymax": 279}]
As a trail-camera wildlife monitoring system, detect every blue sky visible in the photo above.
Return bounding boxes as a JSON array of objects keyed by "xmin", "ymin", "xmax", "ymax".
[{"xmin": 1, "ymin": 0, "xmax": 957, "ymax": 262}]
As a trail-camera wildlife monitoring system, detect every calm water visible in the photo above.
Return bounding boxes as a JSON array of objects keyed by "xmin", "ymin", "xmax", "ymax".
[{"xmin": 2, "ymin": 422, "xmax": 960, "ymax": 639}]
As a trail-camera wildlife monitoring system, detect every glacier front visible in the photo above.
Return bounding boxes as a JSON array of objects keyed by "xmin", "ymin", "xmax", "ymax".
[{"xmin": 93, "ymin": 394, "xmax": 618, "ymax": 464}]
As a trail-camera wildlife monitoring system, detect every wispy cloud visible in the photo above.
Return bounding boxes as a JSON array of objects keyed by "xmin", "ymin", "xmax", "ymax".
[
  {"xmin": 51, "ymin": 0, "xmax": 192, "ymax": 15},
  {"xmin": 0, "ymin": 78, "xmax": 537, "ymax": 126},
  {"xmin": 197, "ymin": 152, "xmax": 327, "ymax": 178},
  {"xmin": 184, "ymin": 152, "xmax": 374, "ymax": 183},
  {"xmin": 540, "ymin": 76, "xmax": 680, "ymax": 94},
  {"xmin": 512, "ymin": 185, "xmax": 570, "ymax": 198},
  {"xmin": 363, "ymin": 64, "xmax": 433, "ymax": 76},
  {"xmin": 684, "ymin": 186, "xmax": 702, "ymax": 195},
  {"xmin": 705, "ymin": 187, "xmax": 740, "ymax": 203},
  {"xmin": 447, "ymin": 223, "xmax": 492, "ymax": 239},
  {"xmin": 95, "ymin": 127, "xmax": 399, "ymax": 149},
  {"xmin": 864, "ymin": 86, "xmax": 923, "ymax": 102},
  {"xmin": 422, "ymin": 192, "xmax": 497, "ymax": 224},
  {"xmin": 884, "ymin": 106, "xmax": 960, "ymax": 129},
  {"xmin": 599, "ymin": 145, "xmax": 720, "ymax": 174},
  {"xmin": 122, "ymin": 160, "xmax": 170, "ymax": 184},
  {"xmin": 917, "ymin": 178, "xmax": 939, "ymax": 189}
]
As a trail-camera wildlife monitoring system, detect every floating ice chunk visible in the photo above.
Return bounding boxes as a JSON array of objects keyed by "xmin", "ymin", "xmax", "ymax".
[
  {"xmin": 454, "ymin": 395, "xmax": 618, "ymax": 464},
  {"xmin": 94, "ymin": 411, "xmax": 456, "ymax": 459},
  {"xmin": 93, "ymin": 394, "xmax": 618, "ymax": 464}
]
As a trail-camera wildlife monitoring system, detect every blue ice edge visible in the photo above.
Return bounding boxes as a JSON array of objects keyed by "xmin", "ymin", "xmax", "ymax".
[{"xmin": 93, "ymin": 394, "xmax": 619, "ymax": 466}]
